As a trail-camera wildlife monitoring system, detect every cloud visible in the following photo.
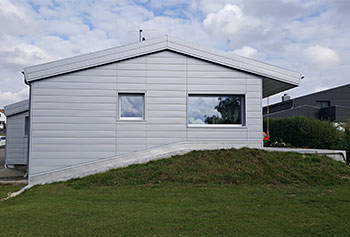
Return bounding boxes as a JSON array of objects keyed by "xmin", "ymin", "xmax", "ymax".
[
  {"xmin": 203, "ymin": 4, "xmax": 260, "ymax": 36},
  {"xmin": 0, "ymin": 87, "xmax": 29, "ymax": 108},
  {"xmin": 232, "ymin": 46, "xmax": 265, "ymax": 60},
  {"xmin": 303, "ymin": 45, "xmax": 340, "ymax": 69}
]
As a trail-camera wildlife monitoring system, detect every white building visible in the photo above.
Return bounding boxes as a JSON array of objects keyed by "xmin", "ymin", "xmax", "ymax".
[
  {"xmin": 5, "ymin": 36, "xmax": 302, "ymax": 185},
  {"xmin": 0, "ymin": 109, "xmax": 6, "ymax": 132}
]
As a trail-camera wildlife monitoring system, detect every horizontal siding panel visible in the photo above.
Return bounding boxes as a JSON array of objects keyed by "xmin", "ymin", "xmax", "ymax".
[
  {"xmin": 70, "ymin": 69, "xmax": 116, "ymax": 77},
  {"xmin": 117, "ymin": 77, "xmax": 146, "ymax": 84},
  {"xmin": 147, "ymin": 77, "xmax": 186, "ymax": 84},
  {"xmin": 118, "ymin": 70, "xmax": 146, "ymax": 77},
  {"xmin": 146, "ymin": 124, "xmax": 186, "ymax": 131},
  {"xmin": 31, "ymin": 152, "xmax": 114, "ymax": 159},
  {"xmin": 147, "ymin": 111, "xmax": 186, "ymax": 118},
  {"xmin": 35, "ymin": 81, "xmax": 116, "ymax": 90},
  {"xmin": 31, "ymin": 130, "xmax": 116, "ymax": 138},
  {"xmin": 32, "ymin": 117, "xmax": 115, "ymax": 124},
  {"xmin": 32, "ymin": 138, "xmax": 116, "ymax": 145},
  {"xmin": 188, "ymin": 84, "xmax": 246, "ymax": 91},
  {"xmin": 147, "ymin": 64, "xmax": 186, "ymax": 71},
  {"xmin": 30, "ymin": 159, "xmax": 101, "ymax": 167},
  {"xmin": 147, "ymin": 98, "xmax": 186, "ymax": 104},
  {"xmin": 147, "ymin": 117, "xmax": 185, "ymax": 124},
  {"xmin": 147, "ymin": 131, "xmax": 186, "ymax": 138},
  {"xmin": 32, "ymin": 102, "xmax": 115, "ymax": 110},
  {"xmin": 146, "ymin": 138, "xmax": 184, "ymax": 144},
  {"xmin": 147, "ymin": 104, "xmax": 185, "ymax": 111},
  {"xmin": 188, "ymin": 71, "xmax": 247, "ymax": 78},
  {"xmin": 117, "ymin": 138, "xmax": 146, "ymax": 144},
  {"xmin": 32, "ymin": 144, "xmax": 115, "ymax": 152},
  {"xmin": 117, "ymin": 123, "xmax": 146, "ymax": 131},
  {"xmin": 147, "ymin": 57, "xmax": 186, "ymax": 64},
  {"xmin": 117, "ymin": 84, "xmax": 146, "ymax": 90},
  {"xmin": 32, "ymin": 123, "xmax": 115, "ymax": 131},
  {"xmin": 48, "ymin": 75, "xmax": 116, "ymax": 83},
  {"xmin": 117, "ymin": 145, "xmax": 146, "ymax": 152},
  {"xmin": 33, "ymin": 88, "xmax": 116, "ymax": 96},
  {"xmin": 147, "ymin": 71, "xmax": 186, "ymax": 78},
  {"xmin": 33, "ymin": 110, "xmax": 115, "ymax": 117},
  {"xmin": 32, "ymin": 95, "xmax": 116, "ymax": 103},
  {"xmin": 188, "ymin": 78, "xmax": 246, "ymax": 85},
  {"xmin": 117, "ymin": 131, "xmax": 146, "ymax": 138},
  {"xmin": 118, "ymin": 63, "xmax": 146, "ymax": 70}
]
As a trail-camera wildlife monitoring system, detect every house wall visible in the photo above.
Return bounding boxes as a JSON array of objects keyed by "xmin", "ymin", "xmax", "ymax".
[
  {"xmin": 29, "ymin": 50, "xmax": 263, "ymax": 176},
  {"xmin": 5, "ymin": 111, "xmax": 29, "ymax": 165}
]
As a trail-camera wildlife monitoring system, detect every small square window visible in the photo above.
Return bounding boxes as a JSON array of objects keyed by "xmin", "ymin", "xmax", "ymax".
[
  {"xmin": 119, "ymin": 93, "xmax": 145, "ymax": 120},
  {"xmin": 316, "ymin": 100, "xmax": 330, "ymax": 108}
]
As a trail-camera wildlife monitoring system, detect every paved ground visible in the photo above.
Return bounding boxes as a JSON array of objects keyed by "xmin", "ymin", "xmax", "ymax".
[{"xmin": 0, "ymin": 147, "xmax": 26, "ymax": 181}]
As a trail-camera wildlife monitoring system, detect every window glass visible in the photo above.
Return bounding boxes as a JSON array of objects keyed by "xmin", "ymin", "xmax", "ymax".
[
  {"xmin": 24, "ymin": 116, "xmax": 29, "ymax": 136},
  {"xmin": 316, "ymin": 101, "xmax": 330, "ymax": 108},
  {"xmin": 119, "ymin": 94, "xmax": 144, "ymax": 119},
  {"xmin": 188, "ymin": 95, "xmax": 244, "ymax": 125}
]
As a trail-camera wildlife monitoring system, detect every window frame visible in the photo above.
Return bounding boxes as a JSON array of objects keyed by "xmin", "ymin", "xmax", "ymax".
[
  {"xmin": 187, "ymin": 93, "xmax": 246, "ymax": 128},
  {"xmin": 118, "ymin": 92, "xmax": 146, "ymax": 121},
  {"xmin": 316, "ymin": 100, "xmax": 331, "ymax": 108}
]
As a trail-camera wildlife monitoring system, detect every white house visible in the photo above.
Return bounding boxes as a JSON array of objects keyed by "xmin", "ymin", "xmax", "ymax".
[
  {"xmin": 3, "ymin": 100, "xmax": 29, "ymax": 167},
  {"xmin": 6, "ymin": 35, "xmax": 302, "ymax": 185}
]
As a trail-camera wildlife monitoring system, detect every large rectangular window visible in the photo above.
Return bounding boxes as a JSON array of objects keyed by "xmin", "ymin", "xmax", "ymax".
[
  {"xmin": 118, "ymin": 93, "xmax": 145, "ymax": 120},
  {"xmin": 188, "ymin": 94, "xmax": 245, "ymax": 125}
]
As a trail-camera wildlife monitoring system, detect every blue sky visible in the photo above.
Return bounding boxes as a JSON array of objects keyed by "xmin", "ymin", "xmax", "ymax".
[{"xmin": 0, "ymin": 0, "xmax": 350, "ymax": 107}]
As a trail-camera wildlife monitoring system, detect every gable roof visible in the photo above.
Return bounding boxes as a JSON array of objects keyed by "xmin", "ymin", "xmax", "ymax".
[
  {"xmin": 23, "ymin": 35, "xmax": 302, "ymax": 97},
  {"xmin": 4, "ymin": 99, "xmax": 29, "ymax": 116}
]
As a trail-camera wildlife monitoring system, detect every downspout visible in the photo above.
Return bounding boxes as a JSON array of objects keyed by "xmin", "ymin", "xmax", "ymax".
[{"xmin": 23, "ymin": 71, "xmax": 31, "ymax": 178}]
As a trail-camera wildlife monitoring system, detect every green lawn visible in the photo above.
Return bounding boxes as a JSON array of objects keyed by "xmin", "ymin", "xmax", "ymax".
[
  {"xmin": 0, "ymin": 132, "xmax": 5, "ymax": 136},
  {"xmin": 1, "ymin": 148, "xmax": 350, "ymax": 236}
]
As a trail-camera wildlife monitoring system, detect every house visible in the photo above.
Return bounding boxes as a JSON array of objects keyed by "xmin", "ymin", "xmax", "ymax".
[
  {"xmin": 6, "ymin": 35, "xmax": 302, "ymax": 184},
  {"xmin": 0, "ymin": 109, "xmax": 6, "ymax": 133},
  {"xmin": 263, "ymin": 84, "xmax": 350, "ymax": 122},
  {"xmin": 3, "ymin": 100, "xmax": 29, "ymax": 167}
]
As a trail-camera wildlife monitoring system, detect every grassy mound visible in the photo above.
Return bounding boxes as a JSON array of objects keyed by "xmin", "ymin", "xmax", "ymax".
[
  {"xmin": 68, "ymin": 148, "xmax": 350, "ymax": 187},
  {"xmin": 2, "ymin": 148, "xmax": 350, "ymax": 236}
]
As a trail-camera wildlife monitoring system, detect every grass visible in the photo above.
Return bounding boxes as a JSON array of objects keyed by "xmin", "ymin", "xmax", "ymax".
[
  {"xmin": 1, "ymin": 148, "xmax": 350, "ymax": 236},
  {"xmin": 0, "ymin": 132, "xmax": 5, "ymax": 136}
]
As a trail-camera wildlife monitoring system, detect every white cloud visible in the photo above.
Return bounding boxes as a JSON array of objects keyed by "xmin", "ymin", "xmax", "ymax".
[
  {"xmin": 0, "ymin": 87, "xmax": 29, "ymax": 108},
  {"xmin": 204, "ymin": 4, "xmax": 260, "ymax": 36},
  {"xmin": 304, "ymin": 45, "xmax": 340, "ymax": 69},
  {"xmin": 233, "ymin": 46, "xmax": 258, "ymax": 58}
]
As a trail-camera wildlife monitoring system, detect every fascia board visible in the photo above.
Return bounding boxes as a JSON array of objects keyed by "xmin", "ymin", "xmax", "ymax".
[{"xmin": 25, "ymin": 36, "xmax": 168, "ymax": 82}]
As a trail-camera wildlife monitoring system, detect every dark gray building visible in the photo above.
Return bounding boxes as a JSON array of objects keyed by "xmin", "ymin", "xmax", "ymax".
[{"xmin": 263, "ymin": 84, "xmax": 350, "ymax": 122}]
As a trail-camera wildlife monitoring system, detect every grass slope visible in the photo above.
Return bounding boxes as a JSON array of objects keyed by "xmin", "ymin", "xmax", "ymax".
[{"xmin": 1, "ymin": 148, "xmax": 350, "ymax": 236}]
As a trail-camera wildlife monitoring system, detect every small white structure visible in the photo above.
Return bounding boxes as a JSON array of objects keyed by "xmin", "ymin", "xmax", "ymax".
[
  {"xmin": 7, "ymin": 35, "xmax": 302, "ymax": 184},
  {"xmin": 0, "ymin": 109, "xmax": 6, "ymax": 133},
  {"xmin": 4, "ymin": 100, "xmax": 29, "ymax": 166}
]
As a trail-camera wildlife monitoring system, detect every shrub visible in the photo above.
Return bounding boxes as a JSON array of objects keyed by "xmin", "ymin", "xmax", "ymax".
[{"xmin": 264, "ymin": 116, "xmax": 341, "ymax": 150}]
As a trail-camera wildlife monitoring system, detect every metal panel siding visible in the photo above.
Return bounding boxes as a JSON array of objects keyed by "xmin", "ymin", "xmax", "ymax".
[
  {"xmin": 5, "ymin": 111, "xmax": 28, "ymax": 165},
  {"xmin": 30, "ymin": 64, "xmax": 117, "ymax": 175},
  {"xmin": 29, "ymin": 50, "xmax": 263, "ymax": 176}
]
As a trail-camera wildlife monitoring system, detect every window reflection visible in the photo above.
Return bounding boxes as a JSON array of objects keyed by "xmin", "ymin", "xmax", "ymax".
[
  {"xmin": 120, "ymin": 94, "xmax": 144, "ymax": 119},
  {"xmin": 188, "ymin": 95, "xmax": 244, "ymax": 125}
]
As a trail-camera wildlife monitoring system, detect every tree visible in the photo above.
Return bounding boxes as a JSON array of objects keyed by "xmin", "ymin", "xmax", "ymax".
[{"xmin": 204, "ymin": 97, "xmax": 242, "ymax": 124}]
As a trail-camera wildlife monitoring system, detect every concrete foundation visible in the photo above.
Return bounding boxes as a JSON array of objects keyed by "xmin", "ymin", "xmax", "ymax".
[{"xmin": 262, "ymin": 147, "xmax": 347, "ymax": 163}]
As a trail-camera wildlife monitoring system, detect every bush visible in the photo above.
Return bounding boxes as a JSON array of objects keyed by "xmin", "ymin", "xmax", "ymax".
[{"xmin": 264, "ymin": 116, "xmax": 341, "ymax": 150}]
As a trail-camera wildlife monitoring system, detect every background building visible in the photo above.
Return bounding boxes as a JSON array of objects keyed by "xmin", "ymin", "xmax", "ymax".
[{"xmin": 263, "ymin": 84, "xmax": 350, "ymax": 122}]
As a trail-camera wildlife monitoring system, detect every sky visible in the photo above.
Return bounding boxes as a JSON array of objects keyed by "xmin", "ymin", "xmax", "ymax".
[{"xmin": 0, "ymin": 0, "xmax": 349, "ymax": 108}]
